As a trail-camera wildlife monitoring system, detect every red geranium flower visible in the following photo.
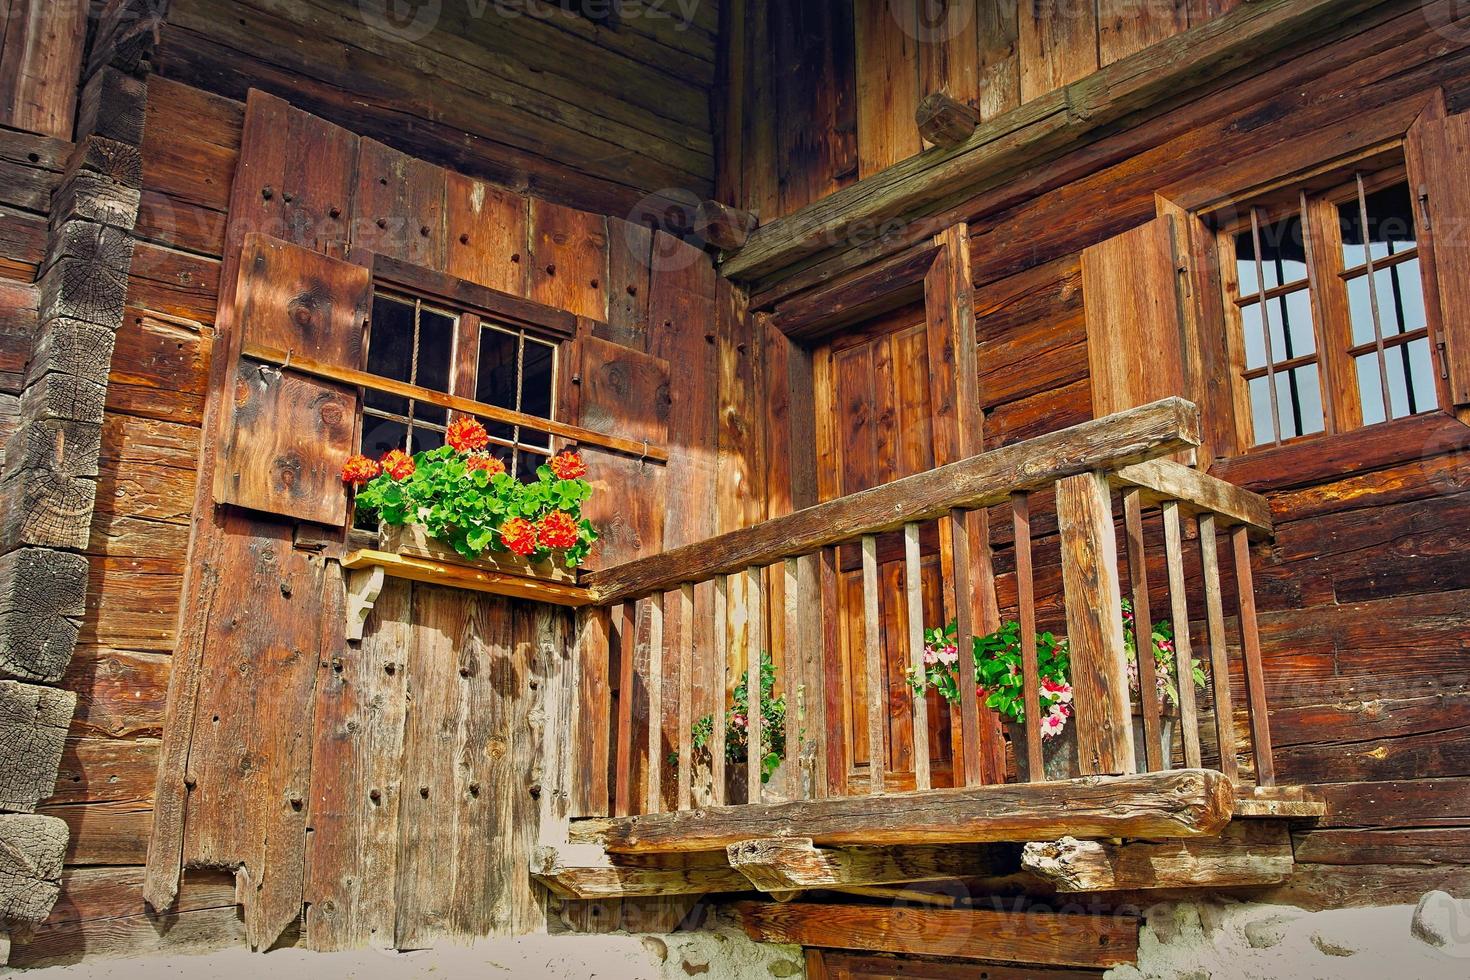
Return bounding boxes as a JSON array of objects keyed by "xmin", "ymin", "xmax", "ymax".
[
  {"xmin": 381, "ymin": 449, "xmax": 415, "ymax": 481},
  {"xmin": 446, "ymin": 416, "xmax": 489, "ymax": 453},
  {"xmin": 501, "ymin": 517, "xmax": 537, "ymax": 556},
  {"xmin": 341, "ymin": 453, "xmax": 381, "ymax": 485},
  {"xmin": 536, "ymin": 510, "xmax": 579, "ymax": 550},
  {"xmin": 466, "ymin": 454, "xmax": 506, "ymax": 476},
  {"xmin": 549, "ymin": 451, "xmax": 587, "ymax": 481}
]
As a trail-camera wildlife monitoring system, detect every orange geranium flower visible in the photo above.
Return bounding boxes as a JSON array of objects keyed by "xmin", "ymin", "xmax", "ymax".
[
  {"xmin": 536, "ymin": 510, "xmax": 579, "ymax": 550},
  {"xmin": 341, "ymin": 453, "xmax": 381, "ymax": 485},
  {"xmin": 501, "ymin": 517, "xmax": 537, "ymax": 556},
  {"xmin": 381, "ymin": 449, "xmax": 415, "ymax": 481},
  {"xmin": 549, "ymin": 451, "xmax": 587, "ymax": 481},
  {"xmin": 466, "ymin": 454, "xmax": 506, "ymax": 476},
  {"xmin": 446, "ymin": 416, "xmax": 489, "ymax": 453}
]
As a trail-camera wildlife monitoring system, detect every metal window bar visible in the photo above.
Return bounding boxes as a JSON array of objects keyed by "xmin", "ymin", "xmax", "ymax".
[{"xmin": 1353, "ymin": 173, "xmax": 1395, "ymax": 423}]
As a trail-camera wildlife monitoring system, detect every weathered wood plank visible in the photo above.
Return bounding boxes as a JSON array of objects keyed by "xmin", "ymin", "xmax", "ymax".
[
  {"xmin": 731, "ymin": 901, "xmax": 1138, "ymax": 967},
  {"xmin": 1161, "ymin": 502, "xmax": 1203, "ymax": 768},
  {"xmin": 1112, "ymin": 459, "xmax": 1272, "ymax": 534},
  {"xmin": 1022, "ymin": 821, "xmax": 1292, "ymax": 892},
  {"xmin": 1232, "ymin": 526, "xmax": 1275, "ymax": 786},
  {"xmin": 728, "ymin": 837, "xmax": 1005, "ymax": 892},
  {"xmin": 1197, "ymin": 514, "xmax": 1238, "ymax": 781},
  {"xmin": 860, "ymin": 535, "xmax": 883, "ymax": 794},
  {"xmin": 903, "ymin": 524, "xmax": 930, "ymax": 791},
  {"xmin": 1122, "ymin": 490, "xmax": 1164, "ymax": 773},
  {"xmin": 572, "ymin": 769, "xmax": 1233, "ymax": 853},
  {"xmin": 587, "ymin": 398, "xmax": 1201, "ymax": 603}
]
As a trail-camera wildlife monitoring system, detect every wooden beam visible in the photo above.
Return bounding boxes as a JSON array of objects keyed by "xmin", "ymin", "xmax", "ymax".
[
  {"xmin": 1111, "ymin": 459, "xmax": 1272, "ymax": 535},
  {"xmin": 1021, "ymin": 823, "xmax": 1294, "ymax": 893},
  {"xmin": 727, "ymin": 838, "xmax": 1006, "ymax": 893},
  {"xmin": 916, "ymin": 92, "xmax": 980, "ymax": 147},
  {"xmin": 586, "ymin": 397, "xmax": 1201, "ymax": 603},
  {"xmin": 1235, "ymin": 784, "xmax": 1325, "ymax": 819},
  {"xmin": 730, "ymin": 902, "xmax": 1138, "ymax": 968},
  {"xmin": 532, "ymin": 847, "xmax": 750, "ymax": 899},
  {"xmin": 720, "ymin": 0, "xmax": 1385, "ymax": 281},
  {"xmin": 570, "ymin": 769, "xmax": 1233, "ymax": 853},
  {"xmin": 341, "ymin": 549, "xmax": 592, "ymax": 607},
  {"xmin": 695, "ymin": 200, "xmax": 758, "ymax": 250}
]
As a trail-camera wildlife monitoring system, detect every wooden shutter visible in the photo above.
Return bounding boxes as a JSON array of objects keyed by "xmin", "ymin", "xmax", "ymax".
[
  {"xmin": 214, "ymin": 233, "xmax": 371, "ymax": 526},
  {"xmin": 1405, "ymin": 96, "xmax": 1470, "ymax": 407},
  {"xmin": 575, "ymin": 334, "xmax": 669, "ymax": 569},
  {"xmin": 1081, "ymin": 216, "xmax": 1190, "ymax": 419}
]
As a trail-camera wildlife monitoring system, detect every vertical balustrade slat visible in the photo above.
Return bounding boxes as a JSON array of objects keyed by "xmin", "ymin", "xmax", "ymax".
[
  {"xmin": 746, "ymin": 565, "xmax": 765, "ymax": 804},
  {"xmin": 903, "ymin": 523, "xmax": 931, "ymax": 791},
  {"xmin": 819, "ymin": 546, "xmax": 847, "ymax": 798},
  {"xmin": 861, "ymin": 535, "xmax": 885, "ymax": 793},
  {"xmin": 572, "ymin": 606, "xmax": 611, "ymax": 817},
  {"xmin": 712, "ymin": 575, "xmax": 729, "ymax": 805},
  {"xmin": 645, "ymin": 593, "xmax": 664, "ymax": 814},
  {"xmin": 1011, "ymin": 493, "xmax": 1045, "ymax": 781},
  {"xmin": 1198, "ymin": 515, "xmax": 1238, "ymax": 782},
  {"xmin": 1232, "ymin": 527, "xmax": 1276, "ymax": 786},
  {"xmin": 1056, "ymin": 471, "xmax": 1135, "ymax": 775},
  {"xmin": 949, "ymin": 510, "xmax": 983, "ymax": 786},
  {"xmin": 677, "ymin": 583, "xmax": 694, "ymax": 811},
  {"xmin": 1162, "ymin": 502, "xmax": 1204, "ymax": 769},
  {"xmin": 1123, "ymin": 490, "xmax": 1165, "ymax": 772},
  {"xmin": 614, "ymin": 603, "xmax": 636, "ymax": 816},
  {"xmin": 783, "ymin": 557, "xmax": 802, "ymax": 801}
]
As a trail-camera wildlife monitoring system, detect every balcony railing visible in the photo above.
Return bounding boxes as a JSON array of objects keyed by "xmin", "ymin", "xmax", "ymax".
[{"xmin": 565, "ymin": 398, "xmax": 1275, "ymax": 829}]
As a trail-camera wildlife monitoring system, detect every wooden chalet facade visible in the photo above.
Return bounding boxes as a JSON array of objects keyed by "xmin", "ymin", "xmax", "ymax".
[{"xmin": 1, "ymin": 0, "xmax": 1469, "ymax": 974}]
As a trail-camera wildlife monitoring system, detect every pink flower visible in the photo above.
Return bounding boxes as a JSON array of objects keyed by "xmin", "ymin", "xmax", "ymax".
[
  {"xmin": 938, "ymin": 645, "xmax": 959, "ymax": 667},
  {"xmin": 1040, "ymin": 710, "xmax": 1068, "ymax": 740},
  {"xmin": 923, "ymin": 647, "xmax": 939, "ymax": 666},
  {"xmin": 732, "ymin": 713, "xmax": 747, "ymax": 730},
  {"xmin": 1041, "ymin": 678, "xmax": 1073, "ymax": 704}
]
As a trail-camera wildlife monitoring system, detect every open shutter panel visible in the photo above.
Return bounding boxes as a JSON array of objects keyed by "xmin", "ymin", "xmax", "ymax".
[
  {"xmin": 214, "ymin": 233, "xmax": 371, "ymax": 526},
  {"xmin": 575, "ymin": 334, "xmax": 670, "ymax": 569},
  {"xmin": 1081, "ymin": 216, "xmax": 1191, "ymax": 417},
  {"xmin": 1405, "ymin": 97, "xmax": 1470, "ymax": 407}
]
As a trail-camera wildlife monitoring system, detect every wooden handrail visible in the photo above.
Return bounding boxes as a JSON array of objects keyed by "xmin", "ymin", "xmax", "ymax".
[
  {"xmin": 1111, "ymin": 459, "xmax": 1272, "ymax": 534},
  {"xmin": 585, "ymin": 397, "xmax": 1201, "ymax": 604},
  {"xmin": 241, "ymin": 341, "xmax": 669, "ymax": 462}
]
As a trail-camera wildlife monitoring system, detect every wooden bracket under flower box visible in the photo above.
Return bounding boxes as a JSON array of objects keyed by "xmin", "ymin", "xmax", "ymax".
[{"xmin": 341, "ymin": 524, "xmax": 592, "ymax": 638}]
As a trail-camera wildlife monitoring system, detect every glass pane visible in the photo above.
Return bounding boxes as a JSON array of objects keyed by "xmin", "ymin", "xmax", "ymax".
[
  {"xmin": 520, "ymin": 426, "xmax": 553, "ymax": 452},
  {"xmin": 1341, "ymin": 182, "xmax": 1418, "ymax": 267},
  {"xmin": 416, "ymin": 309, "xmax": 456, "ymax": 392},
  {"xmin": 410, "ymin": 426, "xmax": 444, "ymax": 455},
  {"xmin": 1234, "ymin": 231, "xmax": 1259, "ymax": 296},
  {"xmin": 1248, "ymin": 375, "xmax": 1275, "ymax": 446},
  {"xmin": 1257, "ymin": 213, "xmax": 1308, "ymax": 289},
  {"xmin": 1346, "ymin": 274, "xmax": 1375, "ymax": 347},
  {"xmin": 1338, "ymin": 198, "xmax": 1366, "ymax": 269},
  {"xmin": 1276, "ymin": 365, "xmax": 1323, "ymax": 439},
  {"xmin": 1377, "ymin": 258, "xmax": 1426, "ymax": 336},
  {"xmin": 365, "ymin": 295, "xmax": 414, "ymax": 415},
  {"xmin": 1394, "ymin": 336, "xmax": 1436, "ymax": 418},
  {"xmin": 1241, "ymin": 302, "xmax": 1267, "ymax": 371},
  {"xmin": 1272, "ymin": 288, "xmax": 1315, "ymax": 359},
  {"xmin": 360, "ymin": 415, "xmax": 407, "ymax": 458},
  {"xmin": 1357, "ymin": 352, "xmax": 1387, "ymax": 426},
  {"xmin": 521, "ymin": 338, "xmax": 555, "ymax": 422},
  {"xmin": 476, "ymin": 326, "xmax": 520, "ymax": 442},
  {"xmin": 515, "ymin": 450, "xmax": 548, "ymax": 482}
]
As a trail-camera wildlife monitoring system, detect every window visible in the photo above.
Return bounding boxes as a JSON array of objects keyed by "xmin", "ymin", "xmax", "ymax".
[
  {"xmin": 357, "ymin": 284, "xmax": 560, "ymax": 478},
  {"xmin": 1218, "ymin": 161, "xmax": 1443, "ymax": 449}
]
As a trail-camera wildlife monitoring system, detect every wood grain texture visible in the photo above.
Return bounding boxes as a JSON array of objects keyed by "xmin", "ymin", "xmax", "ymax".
[
  {"xmin": 727, "ymin": 837, "xmax": 1005, "ymax": 892},
  {"xmin": 1022, "ymin": 821, "xmax": 1292, "ymax": 891},
  {"xmin": 731, "ymin": 900, "xmax": 1138, "ymax": 967},
  {"xmin": 572, "ymin": 768, "xmax": 1234, "ymax": 852}
]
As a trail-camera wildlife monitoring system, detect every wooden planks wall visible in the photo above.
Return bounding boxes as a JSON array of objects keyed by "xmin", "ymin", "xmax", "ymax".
[
  {"xmin": 10, "ymin": 70, "xmax": 736, "ymax": 963},
  {"xmin": 720, "ymin": 0, "xmax": 1245, "ymax": 221},
  {"xmin": 152, "ymin": 0, "xmax": 718, "ymax": 224}
]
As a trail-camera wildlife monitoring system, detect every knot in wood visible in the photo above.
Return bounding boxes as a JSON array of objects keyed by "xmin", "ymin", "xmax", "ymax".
[
  {"xmin": 329, "ymin": 206, "xmax": 342, "ymax": 219},
  {"xmin": 459, "ymin": 233, "xmax": 470, "ymax": 244},
  {"xmin": 261, "ymin": 185, "xmax": 274, "ymax": 200}
]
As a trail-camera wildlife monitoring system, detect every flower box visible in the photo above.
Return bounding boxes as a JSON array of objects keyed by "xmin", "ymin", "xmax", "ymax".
[{"xmin": 379, "ymin": 522, "xmax": 577, "ymax": 585}]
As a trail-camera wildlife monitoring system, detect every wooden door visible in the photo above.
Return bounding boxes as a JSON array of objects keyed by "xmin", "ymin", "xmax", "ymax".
[{"xmin": 813, "ymin": 302, "xmax": 956, "ymax": 789}]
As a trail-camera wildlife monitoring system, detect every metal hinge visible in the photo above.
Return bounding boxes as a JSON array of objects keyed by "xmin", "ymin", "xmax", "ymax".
[{"xmin": 1438, "ymin": 339, "xmax": 1451, "ymax": 380}]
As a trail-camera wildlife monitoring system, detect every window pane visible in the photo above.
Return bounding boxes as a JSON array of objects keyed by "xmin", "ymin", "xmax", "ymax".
[
  {"xmin": 1275, "ymin": 366, "xmax": 1323, "ymax": 439},
  {"xmin": 1377, "ymin": 258, "xmax": 1426, "ymax": 336},
  {"xmin": 1340, "ymin": 182, "xmax": 1418, "ymax": 267},
  {"xmin": 1248, "ymin": 375, "xmax": 1275, "ymax": 446},
  {"xmin": 1271, "ymin": 288, "xmax": 1315, "ymax": 359},
  {"xmin": 516, "ymin": 449, "xmax": 549, "ymax": 482},
  {"xmin": 1357, "ymin": 352, "xmax": 1387, "ymax": 426},
  {"xmin": 476, "ymin": 326, "xmax": 520, "ymax": 441},
  {"xmin": 1346, "ymin": 274, "xmax": 1375, "ymax": 347},
  {"xmin": 1241, "ymin": 302, "xmax": 1267, "ymax": 371},
  {"xmin": 361, "ymin": 415, "xmax": 406, "ymax": 458},
  {"xmin": 365, "ymin": 295, "xmax": 414, "ymax": 415},
  {"xmin": 521, "ymin": 337, "xmax": 556, "ymax": 422},
  {"xmin": 1234, "ymin": 231, "xmax": 1259, "ymax": 296},
  {"xmin": 1257, "ymin": 213, "xmax": 1308, "ymax": 289},
  {"xmin": 1395, "ymin": 336, "xmax": 1436, "ymax": 418},
  {"xmin": 416, "ymin": 309, "xmax": 456, "ymax": 392},
  {"xmin": 410, "ymin": 426, "xmax": 444, "ymax": 455}
]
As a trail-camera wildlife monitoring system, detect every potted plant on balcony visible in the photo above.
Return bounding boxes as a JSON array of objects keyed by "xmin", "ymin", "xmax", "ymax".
[
  {"xmin": 907, "ymin": 600, "xmax": 1203, "ymax": 780},
  {"xmin": 342, "ymin": 416, "xmax": 598, "ymax": 581},
  {"xmin": 689, "ymin": 650, "xmax": 789, "ymax": 805}
]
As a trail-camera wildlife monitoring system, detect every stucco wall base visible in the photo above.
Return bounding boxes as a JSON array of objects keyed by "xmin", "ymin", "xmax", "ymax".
[{"xmin": 1108, "ymin": 893, "xmax": 1470, "ymax": 980}]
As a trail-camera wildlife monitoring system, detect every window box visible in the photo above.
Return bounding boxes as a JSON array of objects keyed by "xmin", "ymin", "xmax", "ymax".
[{"xmin": 378, "ymin": 522, "xmax": 577, "ymax": 585}]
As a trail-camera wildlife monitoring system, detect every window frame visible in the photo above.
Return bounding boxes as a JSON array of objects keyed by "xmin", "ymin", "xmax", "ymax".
[{"xmin": 1208, "ymin": 152, "xmax": 1449, "ymax": 454}]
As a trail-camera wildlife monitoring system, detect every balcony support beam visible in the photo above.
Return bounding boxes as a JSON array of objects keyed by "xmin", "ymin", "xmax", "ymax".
[{"xmin": 1022, "ymin": 822, "xmax": 1294, "ymax": 892}]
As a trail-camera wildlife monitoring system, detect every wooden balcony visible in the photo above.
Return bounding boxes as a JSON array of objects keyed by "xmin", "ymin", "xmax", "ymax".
[{"xmin": 538, "ymin": 398, "xmax": 1324, "ymax": 901}]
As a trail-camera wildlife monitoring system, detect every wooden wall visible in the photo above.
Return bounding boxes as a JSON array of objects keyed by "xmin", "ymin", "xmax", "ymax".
[
  {"xmin": 3, "ymin": 68, "xmax": 760, "ymax": 963},
  {"xmin": 718, "ymin": 0, "xmax": 1244, "ymax": 221},
  {"xmin": 151, "ymin": 0, "xmax": 718, "ymax": 224}
]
